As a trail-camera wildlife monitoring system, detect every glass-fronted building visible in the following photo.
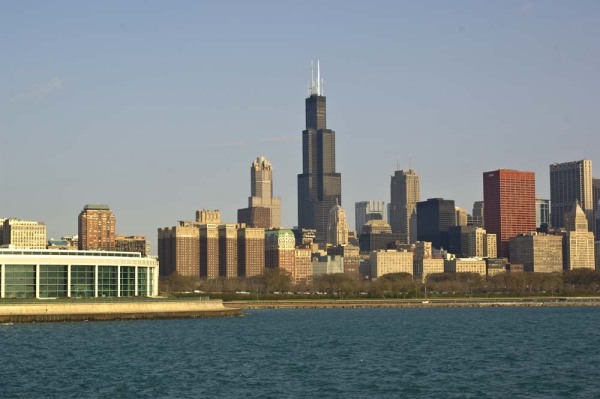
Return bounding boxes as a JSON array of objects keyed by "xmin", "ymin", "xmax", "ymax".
[{"xmin": 0, "ymin": 249, "xmax": 159, "ymax": 298}]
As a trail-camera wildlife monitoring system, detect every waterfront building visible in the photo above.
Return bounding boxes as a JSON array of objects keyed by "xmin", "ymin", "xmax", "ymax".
[
  {"xmin": 327, "ymin": 244, "xmax": 360, "ymax": 275},
  {"xmin": 78, "ymin": 204, "xmax": 116, "ymax": 251},
  {"xmin": 265, "ymin": 228, "xmax": 296, "ymax": 278},
  {"xmin": 444, "ymin": 258, "xmax": 487, "ymax": 276},
  {"xmin": 389, "ymin": 169, "xmax": 420, "ymax": 244},
  {"xmin": 564, "ymin": 202, "xmax": 595, "ymax": 270},
  {"xmin": 0, "ymin": 249, "xmax": 158, "ymax": 298},
  {"xmin": 370, "ymin": 250, "xmax": 414, "ymax": 278},
  {"xmin": 218, "ymin": 224, "xmax": 238, "ymax": 278},
  {"xmin": 238, "ymin": 156, "xmax": 281, "ymax": 228},
  {"xmin": 115, "ymin": 235, "xmax": 149, "ymax": 257},
  {"xmin": 355, "ymin": 201, "xmax": 386, "ymax": 234},
  {"xmin": 416, "ymin": 198, "xmax": 456, "ymax": 249},
  {"xmin": 550, "ymin": 160, "xmax": 594, "ymax": 232},
  {"xmin": 486, "ymin": 258, "xmax": 509, "ymax": 276},
  {"xmin": 359, "ymin": 220, "xmax": 402, "ymax": 253},
  {"xmin": 596, "ymin": 241, "xmax": 600, "ymax": 270},
  {"xmin": 536, "ymin": 199, "xmax": 551, "ymax": 229},
  {"xmin": 327, "ymin": 203, "xmax": 349, "ymax": 246},
  {"xmin": 414, "ymin": 258, "xmax": 444, "ymax": 283},
  {"xmin": 237, "ymin": 226, "xmax": 265, "ymax": 277},
  {"xmin": 312, "ymin": 253, "xmax": 344, "ymax": 276},
  {"xmin": 198, "ymin": 224, "xmax": 219, "ymax": 279},
  {"xmin": 2, "ymin": 219, "xmax": 47, "ymax": 249},
  {"xmin": 297, "ymin": 61, "xmax": 342, "ymax": 243},
  {"xmin": 483, "ymin": 169, "xmax": 536, "ymax": 259},
  {"xmin": 157, "ymin": 222, "xmax": 200, "ymax": 277},
  {"xmin": 47, "ymin": 239, "xmax": 76, "ymax": 250},
  {"xmin": 509, "ymin": 233, "xmax": 563, "ymax": 273},
  {"xmin": 294, "ymin": 247, "xmax": 313, "ymax": 285}
]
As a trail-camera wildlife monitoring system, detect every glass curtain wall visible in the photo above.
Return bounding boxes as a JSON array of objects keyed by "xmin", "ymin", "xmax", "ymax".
[
  {"xmin": 39, "ymin": 265, "xmax": 67, "ymax": 298},
  {"xmin": 4, "ymin": 265, "xmax": 36, "ymax": 298},
  {"xmin": 120, "ymin": 266, "xmax": 135, "ymax": 297},
  {"xmin": 71, "ymin": 265, "xmax": 95, "ymax": 297}
]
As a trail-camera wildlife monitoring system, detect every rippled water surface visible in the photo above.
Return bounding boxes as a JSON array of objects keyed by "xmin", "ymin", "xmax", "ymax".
[{"xmin": 2, "ymin": 307, "xmax": 600, "ymax": 398}]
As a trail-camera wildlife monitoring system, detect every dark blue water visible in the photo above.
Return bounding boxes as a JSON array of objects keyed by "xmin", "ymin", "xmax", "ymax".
[{"xmin": 2, "ymin": 307, "xmax": 600, "ymax": 398}]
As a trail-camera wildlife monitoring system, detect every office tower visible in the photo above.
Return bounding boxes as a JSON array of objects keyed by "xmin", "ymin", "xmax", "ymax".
[
  {"xmin": 2, "ymin": 219, "xmax": 47, "ymax": 249},
  {"xmin": 509, "ymin": 233, "xmax": 563, "ymax": 273},
  {"xmin": 448, "ymin": 225, "xmax": 476, "ymax": 257},
  {"xmin": 199, "ymin": 224, "xmax": 219, "ymax": 279},
  {"xmin": 416, "ymin": 198, "xmax": 456, "ymax": 249},
  {"xmin": 455, "ymin": 207, "xmax": 468, "ymax": 227},
  {"xmin": 483, "ymin": 169, "xmax": 536, "ymax": 259},
  {"xmin": 535, "ymin": 199, "xmax": 551, "ymax": 229},
  {"xmin": 218, "ymin": 224, "xmax": 238, "ymax": 278},
  {"xmin": 370, "ymin": 250, "xmax": 414, "ymax": 278},
  {"xmin": 473, "ymin": 201, "xmax": 484, "ymax": 221},
  {"xmin": 389, "ymin": 169, "xmax": 420, "ymax": 244},
  {"xmin": 358, "ymin": 220, "xmax": 402, "ymax": 253},
  {"xmin": 593, "ymin": 178, "xmax": 600, "ymax": 236},
  {"xmin": 297, "ymin": 61, "xmax": 342, "ymax": 243},
  {"xmin": 464, "ymin": 228, "xmax": 497, "ymax": 258},
  {"xmin": 550, "ymin": 160, "xmax": 593, "ymax": 232},
  {"xmin": 115, "ymin": 235, "xmax": 149, "ymax": 257},
  {"xmin": 157, "ymin": 222, "xmax": 200, "ymax": 276},
  {"xmin": 78, "ymin": 204, "xmax": 116, "ymax": 251},
  {"xmin": 238, "ymin": 156, "xmax": 282, "ymax": 228},
  {"xmin": 564, "ymin": 202, "xmax": 595, "ymax": 270},
  {"xmin": 265, "ymin": 229, "xmax": 296, "ymax": 279},
  {"xmin": 327, "ymin": 244, "xmax": 360, "ymax": 275},
  {"xmin": 485, "ymin": 234, "xmax": 497, "ymax": 258},
  {"xmin": 444, "ymin": 258, "xmax": 487, "ymax": 276},
  {"xmin": 355, "ymin": 201, "xmax": 386, "ymax": 233},
  {"xmin": 237, "ymin": 226, "xmax": 265, "ymax": 277},
  {"xmin": 327, "ymin": 204, "xmax": 348, "ymax": 246}
]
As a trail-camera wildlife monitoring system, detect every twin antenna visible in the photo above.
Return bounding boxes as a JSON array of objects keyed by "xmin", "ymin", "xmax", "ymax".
[{"xmin": 308, "ymin": 60, "xmax": 324, "ymax": 96}]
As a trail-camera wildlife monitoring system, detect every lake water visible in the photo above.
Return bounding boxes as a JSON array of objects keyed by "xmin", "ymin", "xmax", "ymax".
[{"xmin": 2, "ymin": 307, "xmax": 600, "ymax": 398}]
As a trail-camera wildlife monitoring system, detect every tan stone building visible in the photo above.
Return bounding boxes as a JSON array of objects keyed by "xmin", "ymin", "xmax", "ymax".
[
  {"xmin": 327, "ymin": 204, "xmax": 348, "ymax": 246},
  {"xmin": 115, "ymin": 235, "xmax": 149, "ymax": 257},
  {"xmin": 265, "ymin": 228, "xmax": 296, "ymax": 277},
  {"xmin": 564, "ymin": 203, "xmax": 595, "ymax": 270},
  {"xmin": 78, "ymin": 204, "xmax": 116, "ymax": 251},
  {"xmin": 238, "ymin": 156, "xmax": 282, "ymax": 229},
  {"xmin": 465, "ymin": 228, "xmax": 497, "ymax": 258},
  {"xmin": 238, "ymin": 226, "xmax": 265, "ymax": 277},
  {"xmin": 414, "ymin": 258, "xmax": 444, "ymax": 283},
  {"xmin": 444, "ymin": 258, "xmax": 487, "ymax": 276},
  {"xmin": 294, "ymin": 247, "xmax": 313, "ymax": 285},
  {"xmin": 218, "ymin": 224, "xmax": 238, "ymax": 278},
  {"xmin": 370, "ymin": 250, "xmax": 414, "ymax": 278},
  {"xmin": 157, "ymin": 222, "xmax": 200, "ymax": 277},
  {"xmin": 196, "ymin": 209, "xmax": 221, "ymax": 224},
  {"xmin": 455, "ymin": 207, "xmax": 468, "ymax": 227},
  {"xmin": 198, "ymin": 224, "xmax": 219, "ymax": 279},
  {"xmin": 509, "ymin": 233, "xmax": 563, "ymax": 273},
  {"xmin": 2, "ymin": 219, "xmax": 47, "ymax": 249}
]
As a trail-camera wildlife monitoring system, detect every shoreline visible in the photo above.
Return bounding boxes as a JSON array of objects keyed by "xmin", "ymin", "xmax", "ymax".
[{"xmin": 225, "ymin": 298, "xmax": 600, "ymax": 310}]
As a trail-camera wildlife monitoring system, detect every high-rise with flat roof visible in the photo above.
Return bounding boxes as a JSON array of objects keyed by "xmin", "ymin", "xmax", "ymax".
[
  {"xmin": 157, "ymin": 222, "xmax": 200, "ymax": 277},
  {"xmin": 297, "ymin": 61, "xmax": 342, "ymax": 243},
  {"xmin": 550, "ymin": 160, "xmax": 593, "ymax": 232},
  {"xmin": 483, "ymin": 169, "xmax": 536, "ymax": 259},
  {"xmin": 2, "ymin": 219, "xmax": 47, "ymax": 249},
  {"xmin": 78, "ymin": 204, "xmax": 116, "ymax": 251},
  {"xmin": 416, "ymin": 198, "xmax": 455, "ymax": 249},
  {"xmin": 389, "ymin": 169, "xmax": 420, "ymax": 244}
]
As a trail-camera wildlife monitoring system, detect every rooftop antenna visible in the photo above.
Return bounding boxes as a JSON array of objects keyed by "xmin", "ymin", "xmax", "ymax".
[
  {"xmin": 310, "ymin": 60, "xmax": 315, "ymax": 95},
  {"xmin": 316, "ymin": 59, "xmax": 321, "ymax": 96}
]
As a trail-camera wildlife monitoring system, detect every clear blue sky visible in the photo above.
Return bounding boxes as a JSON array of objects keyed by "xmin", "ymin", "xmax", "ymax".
[{"xmin": 2, "ymin": 1, "xmax": 599, "ymax": 252}]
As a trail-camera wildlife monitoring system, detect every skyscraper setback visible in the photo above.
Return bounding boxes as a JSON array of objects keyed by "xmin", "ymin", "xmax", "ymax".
[
  {"xmin": 297, "ymin": 61, "xmax": 342, "ymax": 242},
  {"xmin": 238, "ymin": 156, "xmax": 281, "ymax": 229}
]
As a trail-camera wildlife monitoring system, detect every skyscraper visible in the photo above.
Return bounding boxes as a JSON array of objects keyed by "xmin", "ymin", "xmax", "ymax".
[
  {"xmin": 238, "ymin": 156, "xmax": 281, "ymax": 228},
  {"xmin": 78, "ymin": 204, "xmax": 116, "ymax": 251},
  {"xmin": 564, "ymin": 202, "xmax": 595, "ymax": 270},
  {"xmin": 389, "ymin": 169, "xmax": 420, "ymax": 244},
  {"xmin": 416, "ymin": 198, "xmax": 455, "ymax": 249},
  {"xmin": 483, "ymin": 169, "xmax": 536, "ymax": 259},
  {"xmin": 549, "ymin": 160, "xmax": 593, "ymax": 232},
  {"xmin": 297, "ymin": 61, "xmax": 342, "ymax": 243},
  {"xmin": 535, "ymin": 198, "xmax": 550, "ymax": 228},
  {"xmin": 327, "ymin": 203, "xmax": 349, "ymax": 246},
  {"xmin": 355, "ymin": 201, "xmax": 386, "ymax": 233}
]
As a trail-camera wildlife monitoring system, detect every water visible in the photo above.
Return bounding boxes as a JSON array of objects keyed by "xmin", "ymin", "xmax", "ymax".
[{"xmin": 2, "ymin": 307, "xmax": 600, "ymax": 398}]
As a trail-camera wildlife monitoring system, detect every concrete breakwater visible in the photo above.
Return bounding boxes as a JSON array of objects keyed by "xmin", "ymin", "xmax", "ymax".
[
  {"xmin": 225, "ymin": 298, "xmax": 600, "ymax": 310},
  {"xmin": 0, "ymin": 299, "xmax": 241, "ymax": 322}
]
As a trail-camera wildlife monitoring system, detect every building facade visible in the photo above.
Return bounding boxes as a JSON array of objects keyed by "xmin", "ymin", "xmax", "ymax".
[
  {"xmin": 355, "ymin": 201, "xmax": 386, "ymax": 234},
  {"xmin": 483, "ymin": 169, "xmax": 536, "ymax": 259},
  {"xmin": 78, "ymin": 204, "xmax": 116, "ymax": 251},
  {"xmin": 416, "ymin": 198, "xmax": 456, "ymax": 250},
  {"xmin": 327, "ymin": 204, "xmax": 349, "ymax": 246},
  {"xmin": 297, "ymin": 61, "xmax": 342, "ymax": 243},
  {"xmin": 0, "ymin": 249, "xmax": 158, "ymax": 298},
  {"xmin": 115, "ymin": 235, "xmax": 149, "ymax": 257},
  {"xmin": 536, "ymin": 199, "xmax": 551, "ymax": 229},
  {"xmin": 2, "ymin": 219, "xmax": 47, "ymax": 249},
  {"xmin": 444, "ymin": 258, "xmax": 487, "ymax": 276},
  {"xmin": 237, "ymin": 226, "xmax": 265, "ymax": 277},
  {"xmin": 157, "ymin": 223, "xmax": 200, "ymax": 277},
  {"xmin": 564, "ymin": 203, "xmax": 595, "ymax": 270},
  {"xmin": 238, "ymin": 156, "xmax": 282, "ymax": 229},
  {"xmin": 550, "ymin": 160, "xmax": 594, "ymax": 232},
  {"xmin": 509, "ymin": 233, "xmax": 563, "ymax": 273},
  {"xmin": 370, "ymin": 250, "xmax": 414, "ymax": 278},
  {"xmin": 389, "ymin": 169, "xmax": 420, "ymax": 244},
  {"xmin": 218, "ymin": 224, "xmax": 238, "ymax": 278}
]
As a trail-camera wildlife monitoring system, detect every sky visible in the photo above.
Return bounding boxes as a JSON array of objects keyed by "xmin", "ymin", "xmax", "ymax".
[{"xmin": 1, "ymin": 1, "xmax": 599, "ymax": 253}]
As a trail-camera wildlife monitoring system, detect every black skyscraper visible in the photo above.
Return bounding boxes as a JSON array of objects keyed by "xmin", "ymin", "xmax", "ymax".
[
  {"xmin": 297, "ymin": 61, "xmax": 342, "ymax": 242},
  {"xmin": 416, "ymin": 198, "xmax": 456, "ymax": 249}
]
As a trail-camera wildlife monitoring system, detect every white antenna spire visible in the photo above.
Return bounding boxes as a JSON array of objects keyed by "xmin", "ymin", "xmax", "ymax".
[
  {"xmin": 310, "ymin": 60, "xmax": 315, "ymax": 95},
  {"xmin": 316, "ymin": 59, "xmax": 321, "ymax": 95}
]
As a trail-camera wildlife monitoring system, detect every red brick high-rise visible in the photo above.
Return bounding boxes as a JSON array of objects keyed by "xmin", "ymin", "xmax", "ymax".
[{"xmin": 483, "ymin": 169, "xmax": 536, "ymax": 259}]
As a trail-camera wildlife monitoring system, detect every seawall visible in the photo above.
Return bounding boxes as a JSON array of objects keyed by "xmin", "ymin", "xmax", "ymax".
[{"xmin": 0, "ymin": 299, "xmax": 240, "ymax": 322}]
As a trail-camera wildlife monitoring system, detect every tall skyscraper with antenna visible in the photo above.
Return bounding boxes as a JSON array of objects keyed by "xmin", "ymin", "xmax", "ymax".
[{"xmin": 297, "ymin": 61, "xmax": 342, "ymax": 243}]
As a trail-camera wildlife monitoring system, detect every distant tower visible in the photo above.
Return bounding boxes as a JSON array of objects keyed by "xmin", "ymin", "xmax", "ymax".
[
  {"xmin": 355, "ymin": 201, "xmax": 386, "ymax": 233},
  {"xmin": 483, "ymin": 169, "xmax": 536, "ymax": 259},
  {"xmin": 297, "ymin": 60, "xmax": 342, "ymax": 243},
  {"xmin": 389, "ymin": 169, "xmax": 420, "ymax": 244},
  {"xmin": 78, "ymin": 204, "xmax": 116, "ymax": 251},
  {"xmin": 238, "ymin": 156, "xmax": 281, "ymax": 228},
  {"xmin": 550, "ymin": 160, "xmax": 594, "ymax": 232},
  {"xmin": 416, "ymin": 198, "xmax": 455, "ymax": 249},
  {"xmin": 327, "ymin": 203, "xmax": 348, "ymax": 246}
]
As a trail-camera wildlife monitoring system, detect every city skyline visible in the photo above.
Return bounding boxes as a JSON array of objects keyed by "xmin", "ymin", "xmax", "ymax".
[{"xmin": 2, "ymin": 2, "xmax": 600, "ymax": 251}]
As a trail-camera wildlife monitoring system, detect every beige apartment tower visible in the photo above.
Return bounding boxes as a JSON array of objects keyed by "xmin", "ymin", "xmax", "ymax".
[
  {"xmin": 78, "ymin": 204, "xmax": 116, "ymax": 251},
  {"xmin": 237, "ymin": 226, "xmax": 265, "ymax": 277},
  {"xmin": 238, "ymin": 156, "xmax": 281, "ymax": 229},
  {"xmin": 218, "ymin": 224, "xmax": 239, "ymax": 278},
  {"xmin": 157, "ymin": 222, "xmax": 200, "ymax": 277},
  {"xmin": 390, "ymin": 169, "xmax": 420, "ymax": 244}
]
